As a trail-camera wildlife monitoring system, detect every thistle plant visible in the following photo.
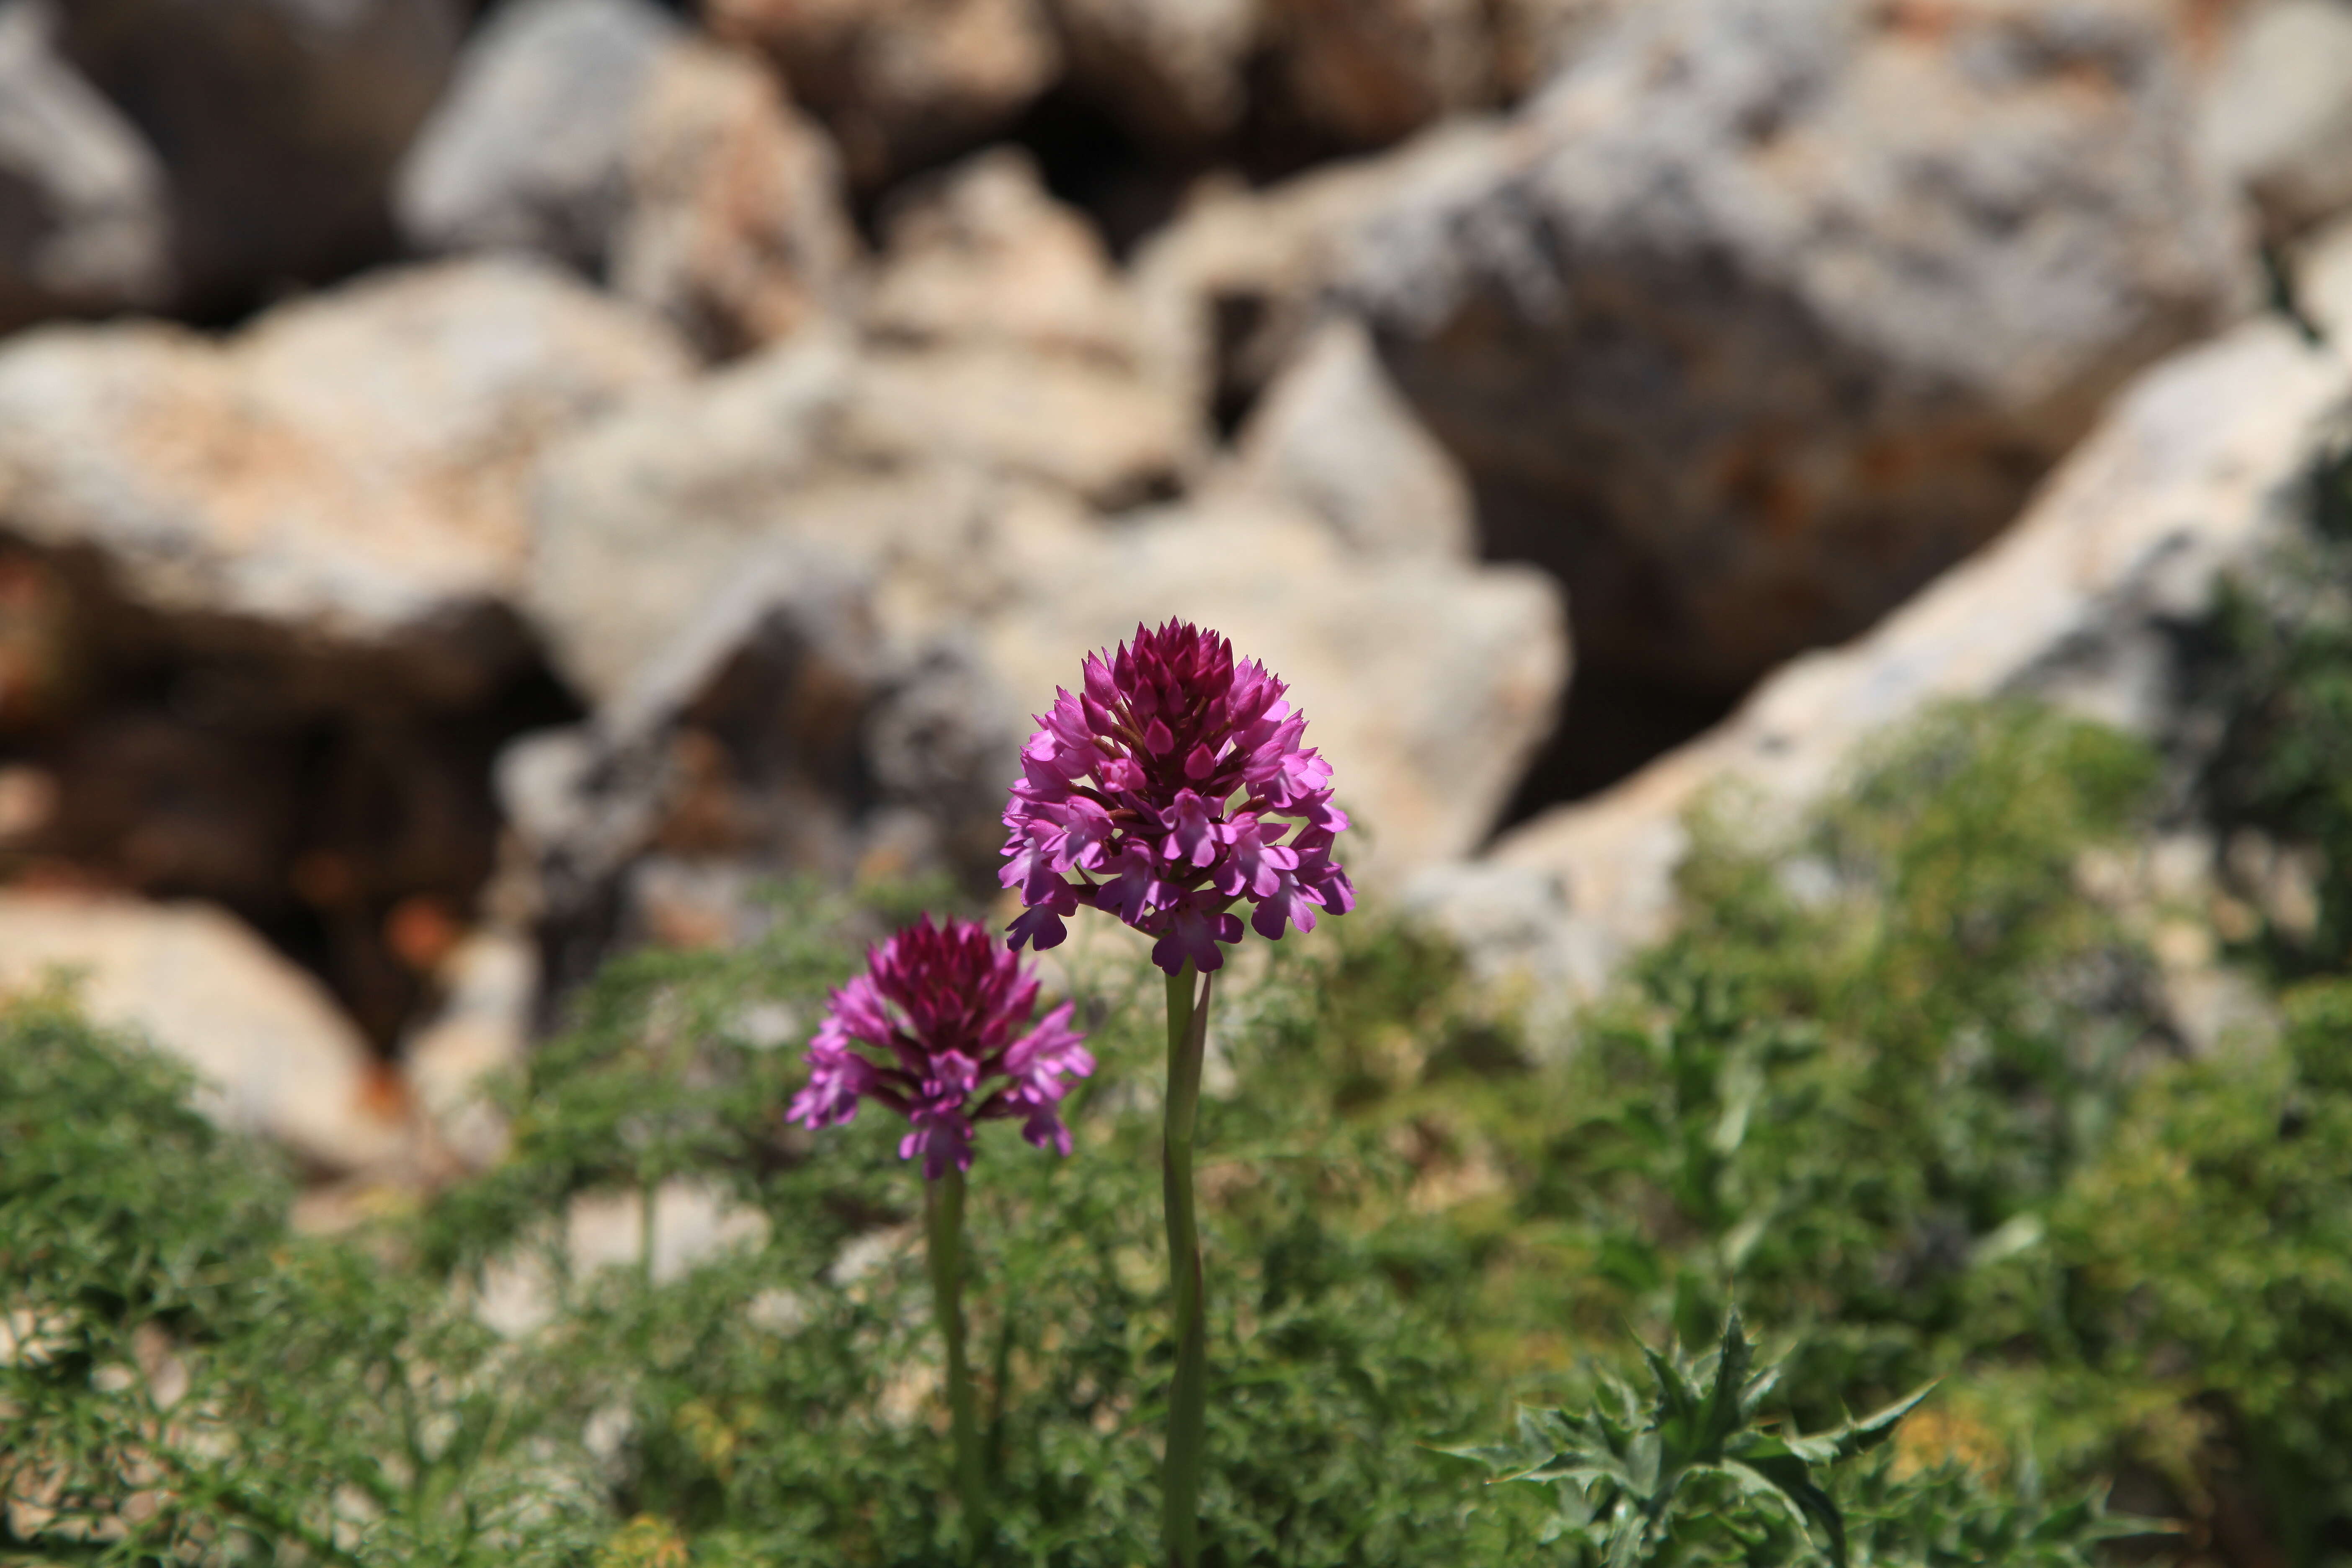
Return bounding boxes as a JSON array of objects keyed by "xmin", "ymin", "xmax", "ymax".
[
  {"xmin": 787, "ymin": 915, "xmax": 1094, "ymax": 1553},
  {"xmin": 1002, "ymin": 619, "xmax": 1354, "ymax": 1567},
  {"xmin": 1459, "ymin": 1311, "xmax": 1934, "ymax": 1568}
]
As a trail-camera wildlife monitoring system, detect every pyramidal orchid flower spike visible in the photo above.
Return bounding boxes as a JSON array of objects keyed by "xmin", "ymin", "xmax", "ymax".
[
  {"xmin": 787, "ymin": 915, "xmax": 1095, "ymax": 1180},
  {"xmin": 999, "ymin": 619, "xmax": 1355, "ymax": 975},
  {"xmin": 998, "ymin": 619, "xmax": 1353, "ymax": 1568},
  {"xmin": 787, "ymin": 916, "xmax": 1091, "ymax": 1558}
]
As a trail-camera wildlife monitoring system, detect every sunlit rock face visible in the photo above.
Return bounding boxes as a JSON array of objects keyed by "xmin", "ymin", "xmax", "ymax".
[
  {"xmin": 1413, "ymin": 302, "xmax": 2352, "ymax": 1002},
  {"xmin": 1341, "ymin": 0, "xmax": 2255, "ymax": 701}
]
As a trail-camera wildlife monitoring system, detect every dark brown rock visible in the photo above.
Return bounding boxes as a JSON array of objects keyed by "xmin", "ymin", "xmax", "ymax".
[
  {"xmin": 0, "ymin": 1, "xmax": 171, "ymax": 330},
  {"xmin": 55, "ymin": 0, "xmax": 464, "ymax": 311}
]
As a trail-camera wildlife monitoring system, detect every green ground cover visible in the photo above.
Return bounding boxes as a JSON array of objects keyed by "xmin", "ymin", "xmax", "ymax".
[{"xmin": 16, "ymin": 456, "xmax": 2352, "ymax": 1563}]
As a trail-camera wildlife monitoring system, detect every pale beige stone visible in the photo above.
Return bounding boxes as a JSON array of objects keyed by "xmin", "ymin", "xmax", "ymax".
[
  {"xmin": 613, "ymin": 36, "xmax": 859, "ymax": 354},
  {"xmin": 0, "ymin": 256, "xmax": 691, "ymax": 702},
  {"xmin": 1225, "ymin": 315, "xmax": 1475, "ymax": 558},
  {"xmin": 866, "ymin": 149, "xmax": 1143, "ymax": 366},
  {"xmin": 0, "ymin": 891, "xmax": 403, "ymax": 1171},
  {"xmin": 401, "ymin": 928, "xmax": 537, "ymax": 1172},
  {"xmin": 2200, "ymin": 0, "xmax": 2352, "ymax": 237}
]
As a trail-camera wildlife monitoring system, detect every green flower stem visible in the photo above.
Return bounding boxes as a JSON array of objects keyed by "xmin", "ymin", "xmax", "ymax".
[
  {"xmin": 926, "ymin": 1166, "xmax": 987, "ymax": 1557},
  {"xmin": 1162, "ymin": 962, "xmax": 1215, "ymax": 1568}
]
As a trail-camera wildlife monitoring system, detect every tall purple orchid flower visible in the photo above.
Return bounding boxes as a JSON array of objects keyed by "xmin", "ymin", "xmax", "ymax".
[
  {"xmin": 999, "ymin": 619, "xmax": 1355, "ymax": 975},
  {"xmin": 787, "ymin": 915, "xmax": 1094, "ymax": 1180},
  {"xmin": 997, "ymin": 619, "xmax": 1354, "ymax": 1568}
]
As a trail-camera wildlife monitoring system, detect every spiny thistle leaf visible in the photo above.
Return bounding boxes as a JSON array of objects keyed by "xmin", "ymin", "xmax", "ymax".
[{"xmin": 1478, "ymin": 1312, "xmax": 1937, "ymax": 1568}]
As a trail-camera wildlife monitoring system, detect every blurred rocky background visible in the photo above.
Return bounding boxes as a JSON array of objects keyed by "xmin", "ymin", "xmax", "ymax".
[{"xmin": 2, "ymin": 0, "xmax": 2349, "ymax": 1179}]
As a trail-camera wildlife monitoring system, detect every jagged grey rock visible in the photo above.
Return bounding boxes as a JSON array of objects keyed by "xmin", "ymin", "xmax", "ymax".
[
  {"xmin": 866, "ymin": 149, "xmax": 1144, "ymax": 365},
  {"xmin": 517, "ymin": 480, "xmax": 1567, "ymax": 946},
  {"xmin": 396, "ymin": 0, "xmax": 677, "ymax": 268},
  {"xmin": 1341, "ymin": 0, "xmax": 2255, "ymax": 700},
  {"xmin": 498, "ymin": 531, "xmax": 896, "ymax": 984},
  {"xmin": 526, "ymin": 328, "xmax": 950, "ymax": 708},
  {"xmin": 529, "ymin": 308, "xmax": 1196, "ymax": 712},
  {"xmin": 0, "ymin": 0, "xmax": 170, "ymax": 329},
  {"xmin": 1128, "ymin": 123, "xmax": 1501, "ymax": 430},
  {"xmin": 610, "ymin": 37, "xmax": 858, "ymax": 355},
  {"xmin": 520, "ymin": 336, "xmax": 1564, "ymax": 959},
  {"xmin": 1410, "ymin": 306, "xmax": 2352, "ymax": 999},
  {"xmin": 400, "ymin": 0, "xmax": 857, "ymax": 355}
]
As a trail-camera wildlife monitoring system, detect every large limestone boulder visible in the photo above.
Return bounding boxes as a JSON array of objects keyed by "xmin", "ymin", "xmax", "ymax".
[
  {"xmin": 516, "ymin": 338, "xmax": 1563, "ymax": 964},
  {"xmin": 0, "ymin": 254, "xmax": 679, "ymax": 1048},
  {"xmin": 399, "ymin": 0, "xmax": 858, "ymax": 356},
  {"xmin": 0, "ymin": 255, "xmax": 692, "ymax": 706},
  {"xmin": 843, "ymin": 342, "xmax": 1192, "ymax": 505},
  {"xmin": 524, "ymin": 329, "xmax": 962, "ymax": 710},
  {"xmin": 0, "ymin": 892, "xmax": 406, "ymax": 1172},
  {"xmin": 54, "ymin": 0, "xmax": 463, "ymax": 310},
  {"xmin": 523, "ymin": 462, "xmax": 1563, "ymax": 912},
  {"xmin": 0, "ymin": 0, "xmax": 170, "ymax": 330},
  {"xmin": 1339, "ymin": 0, "xmax": 2255, "ymax": 704},
  {"xmin": 1411, "ymin": 307, "xmax": 2352, "ymax": 995},
  {"xmin": 612, "ymin": 36, "xmax": 857, "ymax": 356},
  {"xmin": 530, "ymin": 172, "xmax": 1200, "ymax": 712},
  {"xmin": 854, "ymin": 155, "xmax": 1189, "ymax": 495},
  {"xmin": 707, "ymin": 0, "xmax": 1060, "ymax": 189}
]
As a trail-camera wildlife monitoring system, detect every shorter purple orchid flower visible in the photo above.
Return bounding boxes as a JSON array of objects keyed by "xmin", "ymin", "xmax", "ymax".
[{"xmin": 787, "ymin": 916, "xmax": 1094, "ymax": 1179}]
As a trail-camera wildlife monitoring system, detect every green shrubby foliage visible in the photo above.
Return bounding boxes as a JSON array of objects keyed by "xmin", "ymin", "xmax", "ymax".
[
  {"xmin": 1475, "ymin": 707, "xmax": 2169, "ymax": 1405},
  {"xmin": 2198, "ymin": 444, "xmax": 2352, "ymax": 972},
  {"xmin": 2019, "ymin": 980, "xmax": 2352, "ymax": 1562},
  {"xmin": 1, "ymin": 901, "xmax": 1547, "ymax": 1565},
  {"xmin": 14, "ymin": 667, "xmax": 2352, "ymax": 1563},
  {"xmin": 0, "ymin": 987, "xmax": 614, "ymax": 1565}
]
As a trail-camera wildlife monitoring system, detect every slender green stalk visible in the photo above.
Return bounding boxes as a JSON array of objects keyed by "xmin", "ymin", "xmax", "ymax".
[
  {"xmin": 638, "ymin": 1173, "xmax": 659, "ymax": 1291},
  {"xmin": 926, "ymin": 1167, "xmax": 988, "ymax": 1558},
  {"xmin": 1162, "ymin": 962, "xmax": 1215, "ymax": 1568}
]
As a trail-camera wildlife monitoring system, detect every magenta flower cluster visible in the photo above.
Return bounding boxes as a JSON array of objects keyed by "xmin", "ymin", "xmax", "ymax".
[
  {"xmin": 786, "ymin": 916, "xmax": 1095, "ymax": 1179},
  {"xmin": 1001, "ymin": 619, "xmax": 1355, "ymax": 975}
]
